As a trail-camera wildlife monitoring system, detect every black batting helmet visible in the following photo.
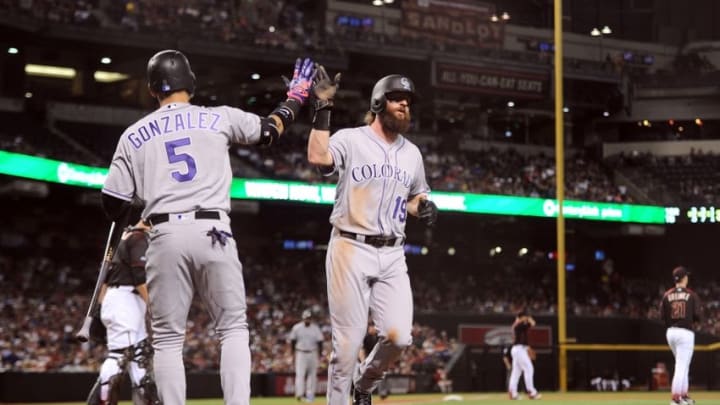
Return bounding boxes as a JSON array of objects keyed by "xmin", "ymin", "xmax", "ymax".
[
  {"xmin": 370, "ymin": 74, "xmax": 416, "ymax": 113},
  {"xmin": 147, "ymin": 50, "xmax": 196, "ymax": 96}
]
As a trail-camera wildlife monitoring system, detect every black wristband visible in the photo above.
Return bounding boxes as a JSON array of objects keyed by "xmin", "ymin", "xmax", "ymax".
[
  {"xmin": 313, "ymin": 109, "xmax": 331, "ymax": 131},
  {"xmin": 271, "ymin": 98, "xmax": 302, "ymax": 130}
]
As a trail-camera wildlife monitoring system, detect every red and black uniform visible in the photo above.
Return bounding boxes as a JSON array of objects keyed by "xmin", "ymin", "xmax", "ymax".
[
  {"xmin": 105, "ymin": 230, "xmax": 149, "ymax": 288},
  {"xmin": 513, "ymin": 321, "xmax": 530, "ymax": 345},
  {"xmin": 661, "ymin": 286, "xmax": 701, "ymax": 330}
]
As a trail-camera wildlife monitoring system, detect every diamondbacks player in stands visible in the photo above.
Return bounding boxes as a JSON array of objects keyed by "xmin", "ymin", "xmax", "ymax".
[
  {"xmin": 508, "ymin": 310, "xmax": 541, "ymax": 400},
  {"xmin": 101, "ymin": 49, "xmax": 315, "ymax": 405},
  {"xmin": 289, "ymin": 310, "xmax": 324, "ymax": 402},
  {"xmin": 307, "ymin": 68, "xmax": 438, "ymax": 405},
  {"xmin": 88, "ymin": 220, "xmax": 159, "ymax": 405},
  {"xmin": 662, "ymin": 266, "xmax": 702, "ymax": 405}
]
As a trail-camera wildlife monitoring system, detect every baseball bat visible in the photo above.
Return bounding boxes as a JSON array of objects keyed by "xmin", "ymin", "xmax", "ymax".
[{"xmin": 76, "ymin": 221, "xmax": 118, "ymax": 343}]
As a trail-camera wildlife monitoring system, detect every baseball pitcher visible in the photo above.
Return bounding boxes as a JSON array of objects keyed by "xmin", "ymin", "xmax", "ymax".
[{"xmin": 662, "ymin": 266, "xmax": 701, "ymax": 405}]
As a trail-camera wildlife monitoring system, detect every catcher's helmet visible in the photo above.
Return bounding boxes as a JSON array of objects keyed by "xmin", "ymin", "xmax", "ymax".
[
  {"xmin": 370, "ymin": 74, "xmax": 416, "ymax": 113},
  {"xmin": 147, "ymin": 50, "xmax": 196, "ymax": 96}
]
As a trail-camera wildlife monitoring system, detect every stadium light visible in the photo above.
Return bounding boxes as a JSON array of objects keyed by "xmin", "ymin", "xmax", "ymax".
[
  {"xmin": 8, "ymin": 47, "xmax": 19, "ymax": 54},
  {"xmin": 490, "ymin": 14, "xmax": 499, "ymax": 22},
  {"xmin": 251, "ymin": 73, "xmax": 261, "ymax": 80},
  {"xmin": 590, "ymin": 27, "xmax": 601, "ymax": 37},
  {"xmin": 501, "ymin": 11, "xmax": 510, "ymax": 21},
  {"xmin": 372, "ymin": 0, "xmax": 383, "ymax": 6},
  {"xmin": 507, "ymin": 101, "xmax": 515, "ymax": 108},
  {"xmin": 100, "ymin": 57, "xmax": 112, "ymax": 65},
  {"xmin": 94, "ymin": 71, "xmax": 129, "ymax": 83},
  {"xmin": 603, "ymin": 111, "xmax": 610, "ymax": 117},
  {"xmin": 601, "ymin": 25, "xmax": 612, "ymax": 35},
  {"xmin": 25, "ymin": 64, "xmax": 76, "ymax": 79},
  {"xmin": 24, "ymin": 92, "xmax": 32, "ymax": 98}
]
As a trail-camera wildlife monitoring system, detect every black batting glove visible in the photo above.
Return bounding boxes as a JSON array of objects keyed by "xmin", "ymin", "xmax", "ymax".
[
  {"xmin": 417, "ymin": 199, "xmax": 438, "ymax": 227},
  {"xmin": 312, "ymin": 64, "xmax": 341, "ymax": 111}
]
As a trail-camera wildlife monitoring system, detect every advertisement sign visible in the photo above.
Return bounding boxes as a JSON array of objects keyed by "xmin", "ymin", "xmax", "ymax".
[
  {"xmin": 458, "ymin": 324, "xmax": 553, "ymax": 350},
  {"xmin": 400, "ymin": 0, "xmax": 503, "ymax": 47},
  {"xmin": 433, "ymin": 62, "xmax": 549, "ymax": 99}
]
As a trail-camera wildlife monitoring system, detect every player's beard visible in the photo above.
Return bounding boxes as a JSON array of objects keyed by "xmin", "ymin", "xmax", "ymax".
[{"xmin": 379, "ymin": 109, "xmax": 411, "ymax": 134}]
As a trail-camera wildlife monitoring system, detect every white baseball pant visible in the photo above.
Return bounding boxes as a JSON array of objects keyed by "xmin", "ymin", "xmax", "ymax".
[
  {"xmin": 666, "ymin": 327, "xmax": 694, "ymax": 399},
  {"xmin": 508, "ymin": 344, "xmax": 538, "ymax": 398}
]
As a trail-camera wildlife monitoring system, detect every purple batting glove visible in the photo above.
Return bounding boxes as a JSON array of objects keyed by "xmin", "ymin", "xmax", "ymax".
[{"xmin": 286, "ymin": 57, "xmax": 316, "ymax": 104}]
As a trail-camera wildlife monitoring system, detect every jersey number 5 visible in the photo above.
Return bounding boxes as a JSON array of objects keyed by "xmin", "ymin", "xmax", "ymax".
[{"xmin": 165, "ymin": 138, "xmax": 197, "ymax": 182}]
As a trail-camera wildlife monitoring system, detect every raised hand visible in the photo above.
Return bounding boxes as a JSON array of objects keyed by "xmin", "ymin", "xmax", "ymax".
[
  {"xmin": 312, "ymin": 64, "xmax": 342, "ymax": 111},
  {"xmin": 285, "ymin": 57, "xmax": 316, "ymax": 104}
]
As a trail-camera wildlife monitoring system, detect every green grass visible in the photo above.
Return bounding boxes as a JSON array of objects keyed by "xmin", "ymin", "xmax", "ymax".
[{"xmin": 11, "ymin": 392, "xmax": 720, "ymax": 405}]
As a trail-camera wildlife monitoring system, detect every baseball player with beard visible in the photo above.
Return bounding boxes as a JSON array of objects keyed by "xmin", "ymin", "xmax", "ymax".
[
  {"xmin": 662, "ymin": 266, "xmax": 701, "ymax": 405},
  {"xmin": 307, "ymin": 68, "xmax": 438, "ymax": 405},
  {"xmin": 101, "ymin": 49, "xmax": 316, "ymax": 405}
]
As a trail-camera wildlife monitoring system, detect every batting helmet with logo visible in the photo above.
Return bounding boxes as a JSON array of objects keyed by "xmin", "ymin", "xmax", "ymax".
[
  {"xmin": 369, "ymin": 74, "xmax": 416, "ymax": 113},
  {"xmin": 147, "ymin": 50, "xmax": 196, "ymax": 96}
]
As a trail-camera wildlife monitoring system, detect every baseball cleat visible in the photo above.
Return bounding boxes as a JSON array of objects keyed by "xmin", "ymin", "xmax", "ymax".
[
  {"xmin": 682, "ymin": 396, "xmax": 695, "ymax": 405},
  {"xmin": 353, "ymin": 388, "xmax": 372, "ymax": 405},
  {"xmin": 529, "ymin": 393, "xmax": 542, "ymax": 400}
]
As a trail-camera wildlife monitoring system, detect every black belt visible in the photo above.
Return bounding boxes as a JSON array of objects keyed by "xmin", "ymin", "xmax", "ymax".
[
  {"xmin": 146, "ymin": 210, "xmax": 220, "ymax": 226},
  {"xmin": 296, "ymin": 349, "xmax": 316, "ymax": 353},
  {"xmin": 339, "ymin": 230, "xmax": 404, "ymax": 248}
]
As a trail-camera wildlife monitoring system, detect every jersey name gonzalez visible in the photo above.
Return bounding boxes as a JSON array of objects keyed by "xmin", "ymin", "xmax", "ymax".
[
  {"xmin": 350, "ymin": 163, "xmax": 412, "ymax": 189},
  {"xmin": 127, "ymin": 111, "xmax": 222, "ymax": 149}
]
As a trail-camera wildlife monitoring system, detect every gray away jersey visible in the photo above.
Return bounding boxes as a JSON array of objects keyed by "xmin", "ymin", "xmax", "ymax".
[
  {"xmin": 289, "ymin": 321, "xmax": 324, "ymax": 351},
  {"xmin": 327, "ymin": 125, "xmax": 430, "ymax": 238},
  {"xmin": 102, "ymin": 102, "xmax": 261, "ymax": 217}
]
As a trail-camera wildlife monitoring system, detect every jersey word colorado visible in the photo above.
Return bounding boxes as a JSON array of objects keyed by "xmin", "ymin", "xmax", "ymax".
[
  {"xmin": 327, "ymin": 126, "xmax": 430, "ymax": 238},
  {"xmin": 103, "ymin": 102, "xmax": 261, "ymax": 217}
]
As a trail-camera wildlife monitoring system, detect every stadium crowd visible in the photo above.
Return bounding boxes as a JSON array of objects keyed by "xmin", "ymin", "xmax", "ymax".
[
  {"xmin": 611, "ymin": 149, "xmax": 720, "ymax": 205},
  {"xmin": 232, "ymin": 132, "xmax": 632, "ymax": 203},
  {"xmin": 1, "ymin": 0, "xmax": 324, "ymax": 52},
  {"xmin": 0, "ymin": 215, "xmax": 460, "ymax": 374},
  {"xmin": 1, "ymin": 219, "xmax": 719, "ymax": 373}
]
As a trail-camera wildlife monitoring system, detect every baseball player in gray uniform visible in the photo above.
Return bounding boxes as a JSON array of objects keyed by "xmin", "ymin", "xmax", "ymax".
[
  {"xmin": 101, "ymin": 50, "xmax": 316, "ymax": 405},
  {"xmin": 307, "ymin": 68, "xmax": 438, "ymax": 405},
  {"xmin": 289, "ymin": 310, "xmax": 325, "ymax": 402}
]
